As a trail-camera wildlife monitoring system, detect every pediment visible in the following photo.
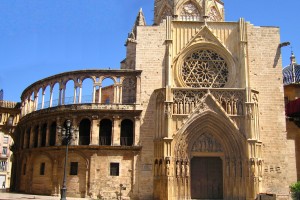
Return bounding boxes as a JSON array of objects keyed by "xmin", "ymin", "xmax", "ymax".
[{"xmin": 173, "ymin": 25, "xmax": 229, "ymax": 62}]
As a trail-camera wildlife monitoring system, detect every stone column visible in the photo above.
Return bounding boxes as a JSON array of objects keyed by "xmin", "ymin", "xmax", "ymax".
[
  {"xmin": 41, "ymin": 90, "xmax": 45, "ymax": 109},
  {"xmin": 119, "ymin": 85, "xmax": 123, "ymax": 104},
  {"xmin": 112, "ymin": 116, "xmax": 121, "ymax": 146},
  {"xmin": 113, "ymin": 85, "xmax": 117, "ymax": 104},
  {"xmin": 58, "ymin": 87, "xmax": 62, "ymax": 106},
  {"xmin": 55, "ymin": 118, "xmax": 61, "ymax": 146},
  {"xmin": 134, "ymin": 117, "xmax": 140, "ymax": 146},
  {"xmin": 34, "ymin": 92, "xmax": 39, "ymax": 111},
  {"xmin": 29, "ymin": 127, "xmax": 34, "ymax": 148},
  {"xmin": 45, "ymin": 122, "xmax": 50, "ymax": 147},
  {"xmin": 91, "ymin": 117, "xmax": 99, "ymax": 145},
  {"xmin": 98, "ymin": 85, "xmax": 102, "ymax": 103},
  {"xmin": 92, "ymin": 86, "xmax": 96, "ymax": 103},
  {"xmin": 73, "ymin": 86, "xmax": 77, "ymax": 104},
  {"xmin": 49, "ymin": 87, "xmax": 53, "ymax": 107},
  {"xmin": 38, "ymin": 124, "xmax": 42, "ymax": 147},
  {"xmin": 136, "ymin": 76, "xmax": 141, "ymax": 104},
  {"xmin": 78, "ymin": 85, "xmax": 82, "ymax": 103}
]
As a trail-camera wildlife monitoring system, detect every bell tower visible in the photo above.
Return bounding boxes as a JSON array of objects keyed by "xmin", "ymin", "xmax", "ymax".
[{"xmin": 154, "ymin": 0, "xmax": 224, "ymax": 24}]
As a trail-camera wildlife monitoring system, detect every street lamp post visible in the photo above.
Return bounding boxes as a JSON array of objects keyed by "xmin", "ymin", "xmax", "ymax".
[{"xmin": 57, "ymin": 119, "xmax": 74, "ymax": 200}]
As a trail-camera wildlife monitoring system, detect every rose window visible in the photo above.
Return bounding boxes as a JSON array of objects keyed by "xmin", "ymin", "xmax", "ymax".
[{"xmin": 181, "ymin": 49, "xmax": 228, "ymax": 88}]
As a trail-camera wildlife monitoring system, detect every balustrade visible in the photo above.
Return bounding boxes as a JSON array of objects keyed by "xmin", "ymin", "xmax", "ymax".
[{"xmin": 20, "ymin": 70, "xmax": 142, "ymax": 117}]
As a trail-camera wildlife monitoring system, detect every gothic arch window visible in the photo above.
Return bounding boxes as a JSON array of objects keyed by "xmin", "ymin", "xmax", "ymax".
[
  {"xmin": 180, "ymin": 49, "xmax": 229, "ymax": 88},
  {"xmin": 208, "ymin": 6, "xmax": 221, "ymax": 22},
  {"xmin": 99, "ymin": 119, "xmax": 112, "ymax": 146},
  {"xmin": 33, "ymin": 125, "xmax": 39, "ymax": 148},
  {"xmin": 120, "ymin": 119, "xmax": 134, "ymax": 146},
  {"xmin": 79, "ymin": 119, "xmax": 91, "ymax": 145},
  {"xmin": 180, "ymin": 2, "xmax": 201, "ymax": 20},
  {"xmin": 41, "ymin": 123, "xmax": 47, "ymax": 147},
  {"xmin": 26, "ymin": 128, "xmax": 31, "ymax": 148},
  {"xmin": 49, "ymin": 122, "xmax": 56, "ymax": 146},
  {"xmin": 158, "ymin": 5, "xmax": 173, "ymax": 22}
]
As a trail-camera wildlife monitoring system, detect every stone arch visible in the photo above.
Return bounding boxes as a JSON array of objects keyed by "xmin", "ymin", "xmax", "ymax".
[
  {"xmin": 173, "ymin": 110, "xmax": 247, "ymax": 199},
  {"xmin": 79, "ymin": 118, "xmax": 91, "ymax": 145},
  {"xmin": 120, "ymin": 119, "xmax": 134, "ymax": 146},
  {"xmin": 156, "ymin": 3, "xmax": 173, "ymax": 24},
  {"xmin": 174, "ymin": 42, "xmax": 236, "ymax": 88},
  {"xmin": 64, "ymin": 78, "xmax": 76, "ymax": 105},
  {"xmin": 99, "ymin": 118, "xmax": 112, "ymax": 145},
  {"xmin": 50, "ymin": 82, "xmax": 60, "ymax": 107},
  {"xmin": 81, "ymin": 77, "xmax": 94, "ymax": 103},
  {"xmin": 101, "ymin": 77, "xmax": 115, "ymax": 104},
  {"xmin": 58, "ymin": 151, "xmax": 89, "ymax": 198},
  {"xmin": 174, "ymin": 110, "xmax": 245, "ymax": 159},
  {"xmin": 176, "ymin": 0, "xmax": 203, "ymax": 20}
]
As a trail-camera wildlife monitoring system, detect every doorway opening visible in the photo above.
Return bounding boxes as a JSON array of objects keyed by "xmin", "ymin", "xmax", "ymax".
[{"xmin": 191, "ymin": 157, "xmax": 223, "ymax": 199}]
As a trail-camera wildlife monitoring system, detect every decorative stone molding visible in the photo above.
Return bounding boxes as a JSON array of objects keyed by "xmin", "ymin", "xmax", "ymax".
[{"xmin": 191, "ymin": 133, "xmax": 223, "ymax": 152}]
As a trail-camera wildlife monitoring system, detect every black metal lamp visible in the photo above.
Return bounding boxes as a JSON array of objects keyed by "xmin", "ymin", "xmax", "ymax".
[{"xmin": 57, "ymin": 119, "xmax": 74, "ymax": 200}]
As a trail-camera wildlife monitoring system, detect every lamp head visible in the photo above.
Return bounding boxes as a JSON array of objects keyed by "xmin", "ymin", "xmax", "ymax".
[
  {"xmin": 66, "ymin": 119, "xmax": 71, "ymax": 128},
  {"xmin": 7, "ymin": 116, "xmax": 14, "ymax": 126}
]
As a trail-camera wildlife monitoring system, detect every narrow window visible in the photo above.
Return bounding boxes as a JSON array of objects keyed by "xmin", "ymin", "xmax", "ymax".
[
  {"xmin": 3, "ymin": 137, "xmax": 8, "ymax": 144},
  {"xmin": 34, "ymin": 126, "xmax": 39, "ymax": 148},
  {"xmin": 40, "ymin": 163, "xmax": 45, "ymax": 175},
  {"xmin": 2, "ymin": 147, "xmax": 7, "ymax": 155},
  {"xmin": 79, "ymin": 119, "xmax": 91, "ymax": 145},
  {"xmin": 0, "ymin": 161, "xmax": 6, "ymax": 171},
  {"xmin": 99, "ymin": 119, "xmax": 112, "ymax": 145},
  {"xmin": 110, "ymin": 163, "xmax": 119, "ymax": 176},
  {"xmin": 120, "ymin": 119, "xmax": 134, "ymax": 146},
  {"xmin": 70, "ymin": 162, "xmax": 78, "ymax": 175},
  {"xmin": 23, "ymin": 163, "xmax": 26, "ymax": 175}
]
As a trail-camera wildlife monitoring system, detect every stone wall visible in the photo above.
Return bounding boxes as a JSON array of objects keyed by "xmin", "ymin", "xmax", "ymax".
[
  {"xmin": 247, "ymin": 23, "xmax": 297, "ymax": 194},
  {"xmin": 135, "ymin": 22, "xmax": 167, "ymax": 199}
]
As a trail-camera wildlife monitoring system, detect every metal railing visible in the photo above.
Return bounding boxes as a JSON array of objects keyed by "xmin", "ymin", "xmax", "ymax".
[{"xmin": 120, "ymin": 137, "xmax": 133, "ymax": 146}]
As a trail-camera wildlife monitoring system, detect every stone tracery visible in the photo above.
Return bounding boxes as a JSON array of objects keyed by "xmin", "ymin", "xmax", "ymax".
[
  {"xmin": 207, "ymin": 6, "xmax": 221, "ymax": 22},
  {"xmin": 180, "ymin": 2, "xmax": 201, "ymax": 20},
  {"xmin": 181, "ymin": 49, "xmax": 229, "ymax": 88}
]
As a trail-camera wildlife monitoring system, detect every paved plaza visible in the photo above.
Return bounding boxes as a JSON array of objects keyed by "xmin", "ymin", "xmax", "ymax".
[{"xmin": 0, "ymin": 192, "xmax": 92, "ymax": 200}]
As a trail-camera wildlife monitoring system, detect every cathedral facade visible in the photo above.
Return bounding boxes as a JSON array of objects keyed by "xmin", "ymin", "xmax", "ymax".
[{"xmin": 9, "ymin": 0, "xmax": 296, "ymax": 199}]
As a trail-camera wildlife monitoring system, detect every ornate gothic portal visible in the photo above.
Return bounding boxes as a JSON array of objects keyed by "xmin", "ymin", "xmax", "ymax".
[{"xmin": 170, "ymin": 97, "xmax": 252, "ymax": 199}]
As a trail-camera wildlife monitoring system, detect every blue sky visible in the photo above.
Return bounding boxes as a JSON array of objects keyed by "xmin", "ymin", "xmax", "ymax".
[{"xmin": 0, "ymin": 0, "xmax": 299, "ymax": 102}]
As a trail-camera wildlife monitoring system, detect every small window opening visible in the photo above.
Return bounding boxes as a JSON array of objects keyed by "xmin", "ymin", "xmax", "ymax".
[
  {"xmin": 40, "ymin": 163, "xmax": 45, "ymax": 175},
  {"xmin": 110, "ymin": 163, "xmax": 119, "ymax": 176},
  {"xmin": 70, "ymin": 162, "xmax": 78, "ymax": 175}
]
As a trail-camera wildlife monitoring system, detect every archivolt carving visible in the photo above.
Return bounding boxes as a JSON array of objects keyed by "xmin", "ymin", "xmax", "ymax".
[
  {"xmin": 191, "ymin": 133, "xmax": 223, "ymax": 152},
  {"xmin": 181, "ymin": 49, "xmax": 228, "ymax": 88}
]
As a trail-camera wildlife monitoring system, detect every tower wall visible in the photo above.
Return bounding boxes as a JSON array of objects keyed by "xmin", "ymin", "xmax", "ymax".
[
  {"xmin": 246, "ymin": 23, "xmax": 297, "ymax": 195},
  {"xmin": 135, "ymin": 23, "xmax": 167, "ymax": 199}
]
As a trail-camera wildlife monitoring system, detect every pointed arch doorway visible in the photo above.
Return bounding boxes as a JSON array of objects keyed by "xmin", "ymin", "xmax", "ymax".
[{"xmin": 191, "ymin": 156, "xmax": 223, "ymax": 199}]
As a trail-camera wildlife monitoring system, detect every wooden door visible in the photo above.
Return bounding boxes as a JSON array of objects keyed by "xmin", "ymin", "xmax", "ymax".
[{"xmin": 191, "ymin": 157, "xmax": 223, "ymax": 199}]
